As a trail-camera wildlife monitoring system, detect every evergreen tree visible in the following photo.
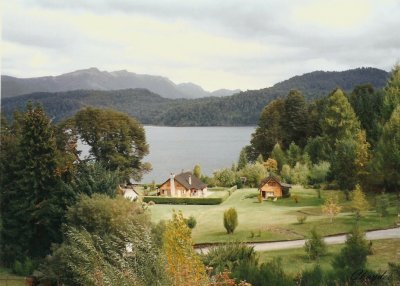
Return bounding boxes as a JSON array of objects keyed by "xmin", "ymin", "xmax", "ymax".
[
  {"xmin": 270, "ymin": 143, "xmax": 286, "ymax": 171},
  {"xmin": 251, "ymin": 99, "xmax": 285, "ymax": 158},
  {"xmin": 349, "ymin": 84, "xmax": 383, "ymax": 146},
  {"xmin": 193, "ymin": 164, "xmax": 202, "ymax": 178},
  {"xmin": 238, "ymin": 148, "xmax": 248, "ymax": 170},
  {"xmin": 332, "ymin": 227, "xmax": 371, "ymax": 277},
  {"xmin": 375, "ymin": 106, "xmax": 400, "ymax": 192},
  {"xmin": 286, "ymin": 142, "xmax": 302, "ymax": 167},
  {"xmin": 304, "ymin": 228, "xmax": 327, "ymax": 261},
  {"xmin": 382, "ymin": 64, "xmax": 400, "ymax": 122},
  {"xmin": 223, "ymin": 208, "xmax": 238, "ymax": 234},
  {"xmin": 331, "ymin": 138, "xmax": 358, "ymax": 192},
  {"xmin": 321, "ymin": 88, "xmax": 361, "ymax": 148},
  {"xmin": 282, "ymin": 90, "xmax": 309, "ymax": 148},
  {"xmin": 1, "ymin": 104, "xmax": 68, "ymax": 263}
]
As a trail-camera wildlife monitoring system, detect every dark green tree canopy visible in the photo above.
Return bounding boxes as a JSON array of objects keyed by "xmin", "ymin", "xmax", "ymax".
[
  {"xmin": 282, "ymin": 90, "xmax": 308, "ymax": 148},
  {"xmin": 72, "ymin": 107, "xmax": 150, "ymax": 181}
]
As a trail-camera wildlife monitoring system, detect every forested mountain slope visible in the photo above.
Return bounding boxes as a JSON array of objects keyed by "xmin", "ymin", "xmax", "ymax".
[{"xmin": 1, "ymin": 67, "xmax": 388, "ymax": 125}]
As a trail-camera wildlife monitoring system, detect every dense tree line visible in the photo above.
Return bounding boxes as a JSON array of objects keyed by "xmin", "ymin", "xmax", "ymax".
[
  {"xmin": 0, "ymin": 105, "xmax": 150, "ymax": 270},
  {"xmin": 248, "ymin": 64, "xmax": 400, "ymax": 194},
  {"xmin": 1, "ymin": 67, "xmax": 388, "ymax": 126}
]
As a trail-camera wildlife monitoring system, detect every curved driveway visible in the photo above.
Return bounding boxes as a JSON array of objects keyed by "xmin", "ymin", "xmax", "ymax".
[{"xmin": 197, "ymin": 227, "xmax": 400, "ymax": 253}]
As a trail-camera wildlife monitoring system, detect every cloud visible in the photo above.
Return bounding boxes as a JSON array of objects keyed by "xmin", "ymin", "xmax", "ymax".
[{"xmin": 2, "ymin": 0, "xmax": 399, "ymax": 90}]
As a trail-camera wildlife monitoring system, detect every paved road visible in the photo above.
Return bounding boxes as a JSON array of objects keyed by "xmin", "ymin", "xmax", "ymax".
[{"xmin": 197, "ymin": 227, "xmax": 400, "ymax": 253}]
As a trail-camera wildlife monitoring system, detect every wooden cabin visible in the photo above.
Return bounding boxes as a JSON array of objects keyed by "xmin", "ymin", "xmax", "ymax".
[
  {"xmin": 259, "ymin": 175, "xmax": 291, "ymax": 199},
  {"xmin": 158, "ymin": 172, "xmax": 208, "ymax": 197}
]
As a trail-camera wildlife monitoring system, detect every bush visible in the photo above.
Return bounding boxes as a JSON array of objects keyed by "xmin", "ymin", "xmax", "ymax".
[
  {"xmin": 13, "ymin": 257, "xmax": 35, "ymax": 276},
  {"xmin": 304, "ymin": 228, "xmax": 327, "ymax": 260},
  {"xmin": 297, "ymin": 214, "xmax": 307, "ymax": 224},
  {"xmin": 223, "ymin": 208, "xmax": 238, "ymax": 234},
  {"xmin": 186, "ymin": 215, "xmax": 197, "ymax": 229},
  {"xmin": 257, "ymin": 194, "xmax": 263, "ymax": 203}
]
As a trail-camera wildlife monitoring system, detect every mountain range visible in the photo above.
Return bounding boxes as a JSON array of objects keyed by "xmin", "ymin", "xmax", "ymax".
[
  {"xmin": 1, "ymin": 68, "xmax": 240, "ymax": 99},
  {"xmin": 1, "ymin": 67, "xmax": 389, "ymax": 126}
]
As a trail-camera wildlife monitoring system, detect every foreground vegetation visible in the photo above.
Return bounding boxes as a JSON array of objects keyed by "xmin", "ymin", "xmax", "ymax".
[{"xmin": 258, "ymin": 239, "xmax": 399, "ymax": 276}]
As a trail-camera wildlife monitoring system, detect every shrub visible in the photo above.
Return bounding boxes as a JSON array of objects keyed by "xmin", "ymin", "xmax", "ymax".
[
  {"xmin": 13, "ymin": 257, "xmax": 35, "ymax": 276},
  {"xmin": 297, "ymin": 214, "xmax": 307, "ymax": 224},
  {"xmin": 292, "ymin": 195, "xmax": 299, "ymax": 203},
  {"xmin": 304, "ymin": 228, "xmax": 326, "ymax": 260},
  {"xmin": 223, "ymin": 208, "xmax": 238, "ymax": 234},
  {"xmin": 186, "ymin": 215, "xmax": 197, "ymax": 229}
]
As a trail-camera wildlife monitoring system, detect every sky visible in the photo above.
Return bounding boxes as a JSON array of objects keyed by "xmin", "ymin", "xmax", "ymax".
[{"xmin": 1, "ymin": 0, "xmax": 400, "ymax": 91}]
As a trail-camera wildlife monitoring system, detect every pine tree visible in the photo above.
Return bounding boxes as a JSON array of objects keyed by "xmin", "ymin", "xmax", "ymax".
[
  {"xmin": 1, "ymin": 104, "xmax": 68, "ymax": 263},
  {"xmin": 382, "ymin": 64, "xmax": 400, "ymax": 122},
  {"xmin": 321, "ymin": 88, "xmax": 361, "ymax": 148},
  {"xmin": 304, "ymin": 228, "xmax": 327, "ymax": 261},
  {"xmin": 375, "ymin": 106, "xmax": 400, "ymax": 193},
  {"xmin": 282, "ymin": 90, "xmax": 309, "ymax": 148},
  {"xmin": 270, "ymin": 143, "xmax": 286, "ymax": 171},
  {"xmin": 238, "ymin": 148, "xmax": 248, "ymax": 170}
]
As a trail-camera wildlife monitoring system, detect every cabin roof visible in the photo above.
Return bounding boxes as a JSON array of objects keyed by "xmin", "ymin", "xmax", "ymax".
[
  {"xmin": 259, "ymin": 175, "xmax": 292, "ymax": 189},
  {"xmin": 160, "ymin": 171, "xmax": 207, "ymax": 190}
]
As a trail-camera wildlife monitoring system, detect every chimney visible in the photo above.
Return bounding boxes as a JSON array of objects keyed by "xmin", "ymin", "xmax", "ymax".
[
  {"xmin": 188, "ymin": 175, "xmax": 192, "ymax": 185},
  {"xmin": 170, "ymin": 173, "xmax": 175, "ymax": 196}
]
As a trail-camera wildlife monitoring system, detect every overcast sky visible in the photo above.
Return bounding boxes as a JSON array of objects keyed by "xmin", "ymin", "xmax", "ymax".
[{"xmin": 2, "ymin": 0, "xmax": 400, "ymax": 91}]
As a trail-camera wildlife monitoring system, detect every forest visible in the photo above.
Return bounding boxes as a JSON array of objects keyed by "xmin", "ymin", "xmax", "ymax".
[{"xmin": 1, "ymin": 67, "xmax": 388, "ymax": 126}]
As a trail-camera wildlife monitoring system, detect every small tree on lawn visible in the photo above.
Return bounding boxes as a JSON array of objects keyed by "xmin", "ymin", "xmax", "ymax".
[
  {"xmin": 376, "ymin": 193, "xmax": 390, "ymax": 218},
  {"xmin": 332, "ymin": 226, "xmax": 372, "ymax": 277},
  {"xmin": 223, "ymin": 208, "xmax": 238, "ymax": 234},
  {"xmin": 322, "ymin": 194, "xmax": 342, "ymax": 223},
  {"xmin": 304, "ymin": 228, "xmax": 327, "ymax": 261},
  {"xmin": 351, "ymin": 184, "xmax": 369, "ymax": 219}
]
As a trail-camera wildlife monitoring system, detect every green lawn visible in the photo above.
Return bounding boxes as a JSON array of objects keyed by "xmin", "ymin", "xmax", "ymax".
[
  {"xmin": 0, "ymin": 268, "xmax": 25, "ymax": 286},
  {"xmin": 148, "ymin": 186, "xmax": 399, "ymax": 244},
  {"xmin": 258, "ymin": 239, "xmax": 400, "ymax": 276}
]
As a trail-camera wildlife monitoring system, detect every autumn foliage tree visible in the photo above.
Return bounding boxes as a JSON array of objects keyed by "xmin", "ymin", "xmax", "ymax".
[
  {"xmin": 163, "ymin": 211, "xmax": 208, "ymax": 286},
  {"xmin": 322, "ymin": 194, "xmax": 342, "ymax": 223}
]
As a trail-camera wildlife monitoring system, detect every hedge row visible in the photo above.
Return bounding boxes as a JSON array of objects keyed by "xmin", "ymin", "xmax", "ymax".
[{"xmin": 143, "ymin": 196, "xmax": 225, "ymax": 205}]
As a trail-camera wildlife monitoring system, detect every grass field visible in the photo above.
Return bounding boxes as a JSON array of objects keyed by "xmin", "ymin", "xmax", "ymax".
[
  {"xmin": 258, "ymin": 239, "xmax": 400, "ymax": 275},
  {"xmin": 0, "ymin": 268, "xmax": 25, "ymax": 286},
  {"xmin": 148, "ymin": 186, "xmax": 399, "ymax": 244}
]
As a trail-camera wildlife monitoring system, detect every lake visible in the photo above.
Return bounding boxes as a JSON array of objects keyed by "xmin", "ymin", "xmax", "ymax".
[{"xmin": 79, "ymin": 126, "xmax": 255, "ymax": 183}]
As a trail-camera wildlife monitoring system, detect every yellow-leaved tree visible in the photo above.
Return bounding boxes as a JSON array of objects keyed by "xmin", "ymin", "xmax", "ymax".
[
  {"xmin": 322, "ymin": 194, "xmax": 342, "ymax": 223},
  {"xmin": 163, "ymin": 211, "xmax": 208, "ymax": 286}
]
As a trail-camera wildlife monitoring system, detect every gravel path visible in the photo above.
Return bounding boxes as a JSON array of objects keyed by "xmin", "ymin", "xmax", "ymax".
[{"xmin": 197, "ymin": 227, "xmax": 400, "ymax": 253}]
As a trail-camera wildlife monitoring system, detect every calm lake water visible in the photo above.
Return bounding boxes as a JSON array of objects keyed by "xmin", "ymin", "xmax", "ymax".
[{"xmin": 79, "ymin": 126, "xmax": 255, "ymax": 183}]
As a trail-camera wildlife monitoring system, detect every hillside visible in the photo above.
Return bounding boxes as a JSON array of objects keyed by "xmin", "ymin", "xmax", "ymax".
[
  {"xmin": 1, "ymin": 68, "xmax": 239, "ymax": 99},
  {"xmin": 1, "ymin": 67, "xmax": 389, "ymax": 125}
]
